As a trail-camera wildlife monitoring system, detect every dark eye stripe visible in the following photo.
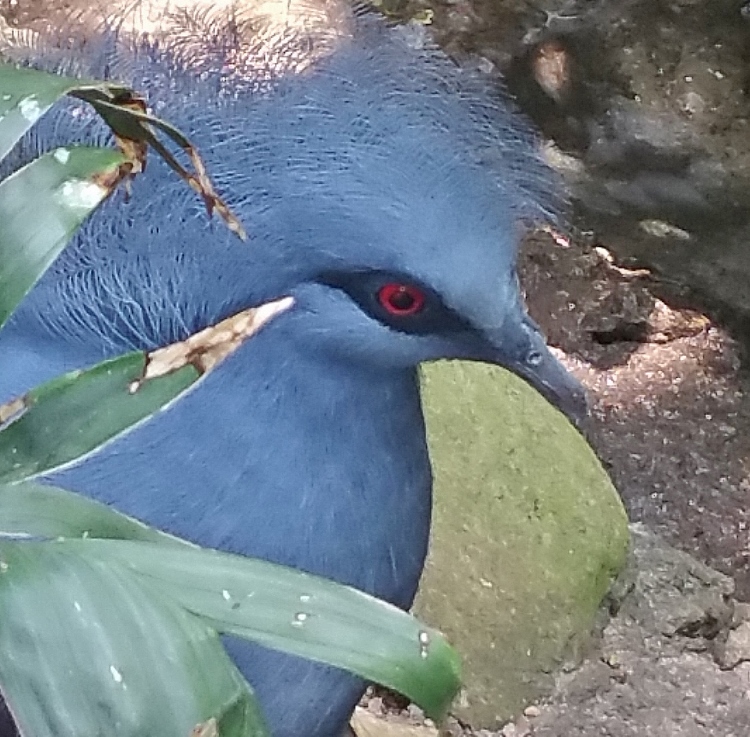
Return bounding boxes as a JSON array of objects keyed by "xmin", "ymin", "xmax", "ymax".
[{"xmin": 317, "ymin": 269, "xmax": 473, "ymax": 336}]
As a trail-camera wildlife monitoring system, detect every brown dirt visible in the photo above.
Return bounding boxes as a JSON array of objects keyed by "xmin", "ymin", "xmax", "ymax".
[{"xmin": 518, "ymin": 229, "xmax": 750, "ymax": 601}]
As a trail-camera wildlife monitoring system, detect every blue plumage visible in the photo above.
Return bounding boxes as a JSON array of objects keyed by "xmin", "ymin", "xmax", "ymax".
[{"xmin": 0, "ymin": 6, "xmax": 585, "ymax": 736}]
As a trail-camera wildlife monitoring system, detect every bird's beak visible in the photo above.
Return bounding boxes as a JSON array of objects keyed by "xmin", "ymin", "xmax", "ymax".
[{"xmin": 477, "ymin": 310, "xmax": 589, "ymax": 429}]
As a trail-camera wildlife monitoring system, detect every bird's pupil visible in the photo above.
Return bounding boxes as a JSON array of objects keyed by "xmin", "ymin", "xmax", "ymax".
[{"xmin": 389, "ymin": 288, "xmax": 415, "ymax": 311}]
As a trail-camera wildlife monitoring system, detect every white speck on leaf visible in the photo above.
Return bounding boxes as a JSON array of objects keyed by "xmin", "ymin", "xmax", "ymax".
[
  {"xmin": 299, "ymin": 594, "xmax": 311, "ymax": 603},
  {"xmin": 73, "ymin": 601, "xmax": 82, "ymax": 612},
  {"xmin": 109, "ymin": 665, "xmax": 123, "ymax": 683},
  {"xmin": 55, "ymin": 179, "xmax": 107, "ymax": 212},
  {"xmin": 18, "ymin": 95, "xmax": 42, "ymax": 122},
  {"xmin": 419, "ymin": 630, "xmax": 430, "ymax": 659},
  {"xmin": 222, "ymin": 589, "xmax": 231, "ymax": 601},
  {"xmin": 53, "ymin": 148, "xmax": 70, "ymax": 164},
  {"xmin": 292, "ymin": 612, "xmax": 309, "ymax": 627}
]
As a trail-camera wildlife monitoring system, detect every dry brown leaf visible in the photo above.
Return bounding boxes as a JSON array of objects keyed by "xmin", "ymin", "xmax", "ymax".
[
  {"xmin": 189, "ymin": 717, "xmax": 218, "ymax": 737},
  {"xmin": 132, "ymin": 295, "xmax": 294, "ymax": 391},
  {"xmin": 0, "ymin": 396, "xmax": 26, "ymax": 428}
]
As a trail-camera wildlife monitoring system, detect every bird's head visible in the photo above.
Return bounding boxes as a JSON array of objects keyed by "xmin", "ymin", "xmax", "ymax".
[
  {"xmin": 11, "ymin": 9, "xmax": 585, "ymax": 423},
  {"xmin": 203, "ymin": 19, "xmax": 588, "ymax": 423}
]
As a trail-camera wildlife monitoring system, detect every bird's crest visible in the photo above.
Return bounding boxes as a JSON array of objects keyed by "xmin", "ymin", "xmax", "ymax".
[{"xmin": 0, "ymin": 0, "xmax": 563, "ymax": 225}]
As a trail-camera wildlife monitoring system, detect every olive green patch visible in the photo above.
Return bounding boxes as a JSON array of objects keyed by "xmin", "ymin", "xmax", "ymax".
[{"xmin": 415, "ymin": 361, "xmax": 629, "ymax": 727}]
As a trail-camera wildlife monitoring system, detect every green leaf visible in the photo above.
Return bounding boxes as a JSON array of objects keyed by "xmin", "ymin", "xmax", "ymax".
[
  {"xmin": 62, "ymin": 539, "xmax": 462, "ymax": 721},
  {"xmin": 0, "ymin": 352, "xmax": 198, "ymax": 484},
  {"xmin": 0, "ymin": 64, "xmax": 83, "ymax": 161},
  {"xmin": 0, "ymin": 481, "xmax": 186, "ymax": 546},
  {"xmin": 0, "ymin": 63, "xmax": 246, "ymax": 240},
  {"xmin": 0, "ymin": 64, "xmax": 137, "ymax": 163},
  {"xmin": 0, "ymin": 297, "xmax": 292, "ymax": 485},
  {"xmin": 0, "ymin": 482, "xmax": 460, "ymax": 720},
  {"xmin": 0, "ymin": 145, "xmax": 124, "ymax": 329},
  {"xmin": 0, "ymin": 540, "xmax": 268, "ymax": 737}
]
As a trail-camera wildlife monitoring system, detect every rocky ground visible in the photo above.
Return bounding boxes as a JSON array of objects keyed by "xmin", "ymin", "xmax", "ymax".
[
  {"xmin": 489, "ymin": 232, "xmax": 750, "ymax": 736},
  {"xmin": 367, "ymin": 0, "xmax": 750, "ymax": 727},
  {"xmin": 360, "ymin": 527, "xmax": 750, "ymax": 737},
  {"xmin": 359, "ymin": 55, "xmax": 750, "ymax": 735},
  {"xmin": 521, "ymin": 229, "xmax": 750, "ymax": 602}
]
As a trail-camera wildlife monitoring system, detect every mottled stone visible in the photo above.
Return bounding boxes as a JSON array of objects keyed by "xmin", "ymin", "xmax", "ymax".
[{"xmin": 415, "ymin": 361, "xmax": 628, "ymax": 727}]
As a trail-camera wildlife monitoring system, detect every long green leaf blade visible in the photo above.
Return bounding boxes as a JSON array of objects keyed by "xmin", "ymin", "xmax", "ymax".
[
  {"xmin": 0, "ymin": 353, "xmax": 198, "ymax": 484},
  {"xmin": 0, "ymin": 297, "xmax": 292, "ymax": 485},
  {"xmin": 0, "ymin": 64, "xmax": 81, "ymax": 161},
  {"xmin": 65, "ymin": 539, "xmax": 462, "ymax": 720},
  {"xmin": 0, "ymin": 145, "xmax": 124, "ymax": 329},
  {"xmin": 0, "ymin": 540, "xmax": 268, "ymax": 737},
  {"xmin": 0, "ymin": 481, "xmax": 186, "ymax": 545},
  {"xmin": 0, "ymin": 482, "xmax": 460, "ymax": 718}
]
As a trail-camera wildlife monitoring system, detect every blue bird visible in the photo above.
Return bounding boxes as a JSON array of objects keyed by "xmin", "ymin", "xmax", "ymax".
[{"xmin": 0, "ymin": 5, "xmax": 586, "ymax": 737}]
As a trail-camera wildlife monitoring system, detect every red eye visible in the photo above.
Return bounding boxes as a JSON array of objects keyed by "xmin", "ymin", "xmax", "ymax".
[{"xmin": 377, "ymin": 283, "xmax": 426, "ymax": 316}]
